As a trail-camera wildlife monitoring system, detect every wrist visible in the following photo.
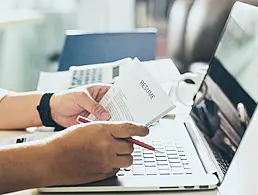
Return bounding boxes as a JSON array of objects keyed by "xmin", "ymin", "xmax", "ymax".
[
  {"xmin": 37, "ymin": 93, "xmax": 65, "ymax": 131},
  {"xmin": 32, "ymin": 142, "xmax": 57, "ymax": 187},
  {"xmin": 43, "ymin": 134, "xmax": 74, "ymax": 186},
  {"xmin": 33, "ymin": 139, "xmax": 64, "ymax": 187},
  {"xmin": 32, "ymin": 138, "xmax": 64, "ymax": 187},
  {"xmin": 49, "ymin": 94, "xmax": 60, "ymax": 126}
]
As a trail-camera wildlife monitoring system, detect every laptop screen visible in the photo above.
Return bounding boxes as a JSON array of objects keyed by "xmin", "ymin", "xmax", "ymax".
[{"xmin": 190, "ymin": 3, "xmax": 258, "ymax": 177}]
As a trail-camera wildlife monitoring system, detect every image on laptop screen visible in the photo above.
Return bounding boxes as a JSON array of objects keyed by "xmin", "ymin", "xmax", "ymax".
[{"xmin": 190, "ymin": 4, "xmax": 258, "ymax": 176}]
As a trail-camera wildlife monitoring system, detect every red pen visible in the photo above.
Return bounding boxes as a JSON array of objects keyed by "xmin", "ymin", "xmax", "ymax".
[{"xmin": 77, "ymin": 115, "xmax": 162, "ymax": 153}]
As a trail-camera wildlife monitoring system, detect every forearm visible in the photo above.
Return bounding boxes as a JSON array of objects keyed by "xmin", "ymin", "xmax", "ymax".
[
  {"xmin": 0, "ymin": 92, "xmax": 43, "ymax": 129},
  {"xmin": 0, "ymin": 141, "xmax": 54, "ymax": 194}
]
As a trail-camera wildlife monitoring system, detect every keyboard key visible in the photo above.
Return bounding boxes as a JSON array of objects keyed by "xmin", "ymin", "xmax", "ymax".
[
  {"xmin": 134, "ymin": 149, "xmax": 141, "ymax": 154},
  {"xmin": 180, "ymin": 156, "xmax": 187, "ymax": 160},
  {"xmin": 171, "ymin": 167, "xmax": 184, "ymax": 175},
  {"xmin": 185, "ymin": 169, "xmax": 192, "ymax": 174},
  {"xmin": 182, "ymin": 160, "xmax": 189, "ymax": 165},
  {"xmin": 134, "ymin": 156, "xmax": 143, "ymax": 161},
  {"xmin": 169, "ymin": 159, "xmax": 181, "ymax": 163},
  {"xmin": 155, "ymin": 149, "xmax": 166, "ymax": 153},
  {"xmin": 167, "ymin": 151, "xmax": 177, "ymax": 155},
  {"xmin": 157, "ymin": 161, "xmax": 168, "ymax": 166},
  {"xmin": 170, "ymin": 164, "xmax": 182, "ymax": 168},
  {"xmin": 159, "ymin": 170, "xmax": 171, "ymax": 175},
  {"xmin": 124, "ymin": 167, "xmax": 131, "ymax": 171},
  {"xmin": 167, "ymin": 155, "xmax": 179, "ymax": 159},
  {"xmin": 144, "ymin": 158, "xmax": 155, "ymax": 162},
  {"xmin": 143, "ymin": 154, "xmax": 155, "ymax": 158},
  {"xmin": 155, "ymin": 153, "xmax": 166, "ymax": 157},
  {"xmin": 133, "ymin": 154, "xmax": 142, "ymax": 157},
  {"xmin": 133, "ymin": 160, "xmax": 143, "ymax": 165},
  {"xmin": 133, "ymin": 166, "xmax": 145, "ymax": 175},
  {"xmin": 117, "ymin": 168, "xmax": 125, "ymax": 176},
  {"xmin": 183, "ymin": 165, "xmax": 191, "ymax": 170},
  {"xmin": 143, "ymin": 150, "xmax": 154, "ymax": 154},
  {"xmin": 166, "ymin": 146, "xmax": 176, "ymax": 151},
  {"xmin": 146, "ymin": 167, "xmax": 158, "ymax": 175},
  {"xmin": 156, "ymin": 157, "xmax": 167, "ymax": 161},
  {"xmin": 158, "ymin": 165, "xmax": 170, "ymax": 170},
  {"xmin": 145, "ymin": 162, "xmax": 157, "ymax": 167},
  {"xmin": 178, "ymin": 151, "xmax": 186, "ymax": 156}
]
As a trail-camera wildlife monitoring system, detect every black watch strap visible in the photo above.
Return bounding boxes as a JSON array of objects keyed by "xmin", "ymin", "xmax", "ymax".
[{"xmin": 37, "ymin": 93, "xmax": 65, "ymax": 131}]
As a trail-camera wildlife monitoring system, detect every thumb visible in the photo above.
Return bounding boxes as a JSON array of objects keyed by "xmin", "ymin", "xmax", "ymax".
[
  {"xmin": 90, "ymin": 101, "xmax": 110, "ymax": 120},
  {"xmin": 78, "ymin": 92, "xmax": 110, "ymax": 120}
]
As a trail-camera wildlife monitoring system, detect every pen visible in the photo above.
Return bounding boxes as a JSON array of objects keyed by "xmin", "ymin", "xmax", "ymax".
[{"xmin": 77, "ymin": 115, "xmax": 162, "ymax": 153}]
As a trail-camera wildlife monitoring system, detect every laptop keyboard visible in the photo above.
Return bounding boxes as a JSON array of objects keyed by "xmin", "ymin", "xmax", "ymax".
[
  {"xmin": 208, "ymin": 142, "xmax": 230, "ymax": 175},
  {"xmin": 117, "ymin": 141, "xmax": 192, "ymax": 177}
]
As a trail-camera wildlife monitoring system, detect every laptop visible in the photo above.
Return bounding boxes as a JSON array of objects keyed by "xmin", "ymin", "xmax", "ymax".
[
  {"xmin": 58, "ymin": 29, "xmax": 156, "ymax": 71},
  {"xmin": 39, "ymin": 2, "xmax": 258, "ymax": 193}
]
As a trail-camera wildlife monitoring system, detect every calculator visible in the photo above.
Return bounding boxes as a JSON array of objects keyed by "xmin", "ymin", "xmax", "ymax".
[{"xmin": 69, "ymin": 58, "xmax": 131, "ymax": 86}]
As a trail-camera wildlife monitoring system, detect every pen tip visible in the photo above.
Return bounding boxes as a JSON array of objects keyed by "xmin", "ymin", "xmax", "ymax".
[{"xmin": 155, "ymin": 149, "xmax": 164, "ymax": 153}]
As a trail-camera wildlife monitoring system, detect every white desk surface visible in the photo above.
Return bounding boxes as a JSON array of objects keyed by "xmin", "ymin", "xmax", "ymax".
[
  {"xmin": 0, "ymin": 10, "xmax": 44, "ymax": 29},
  {"xmin": 0, "ymin": 59, "xmax": 222, "ymax": 195}
]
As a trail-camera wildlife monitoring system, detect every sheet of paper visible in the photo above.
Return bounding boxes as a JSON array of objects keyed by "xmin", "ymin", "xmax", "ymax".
[
  {"xmin": 142, "ymin": 58, "xmax": 181, "ymax": 83},
  {"xmin": 98, "ymin": 59, "xmax": 176, "ymax": 126},
  {"xmin": 160, "ymin": 82, "xmax": 173, "ymax": 95},
  {"xmin": 37, "ymin": 71, "xmax": 72, "ymax": 92}
]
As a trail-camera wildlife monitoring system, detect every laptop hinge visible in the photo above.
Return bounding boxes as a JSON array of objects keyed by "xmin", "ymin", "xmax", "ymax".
[
  {"xmin": 184, "ymin": 119, "xmax": 222, "ymax": 184},
  {"xmin": 212, "ymin": 172, "xmax": 221, "ymax": 186}
]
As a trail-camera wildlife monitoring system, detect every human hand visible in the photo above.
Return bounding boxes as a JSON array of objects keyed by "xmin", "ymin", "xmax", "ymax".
[
  {"xmin": 49, "ymin": 84, "xmax": 111, "ymax": 127},
  {"xmin": 45, "ymin": 121, "xmax": 149, "ymax": 186}
]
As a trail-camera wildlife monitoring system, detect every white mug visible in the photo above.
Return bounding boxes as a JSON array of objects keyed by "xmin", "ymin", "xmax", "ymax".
[{"xmin": 168, "ymin": 72, "xmax": 204, "ymax": 106}]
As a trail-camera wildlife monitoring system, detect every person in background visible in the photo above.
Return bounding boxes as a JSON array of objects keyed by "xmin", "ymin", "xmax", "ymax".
[{"xmin": 0, "ymin": 85, "xmax": 149, "ymax": 194}]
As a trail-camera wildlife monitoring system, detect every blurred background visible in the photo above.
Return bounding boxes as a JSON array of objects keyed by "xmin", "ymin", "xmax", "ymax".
[{"xmin": 0, "ymin": 0, "xmax": 257, "ymax": 92}]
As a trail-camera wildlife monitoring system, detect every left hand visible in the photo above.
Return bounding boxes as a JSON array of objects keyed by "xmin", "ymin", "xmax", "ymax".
[{"xmin": 49, "ymin": 84, "xmax": 111, "ymax": 127}]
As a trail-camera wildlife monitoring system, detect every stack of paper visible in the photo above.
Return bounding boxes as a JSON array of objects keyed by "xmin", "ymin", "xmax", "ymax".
[{"xmin": 91, "ymin": 58, "xmax": 176, "ymax": 126}]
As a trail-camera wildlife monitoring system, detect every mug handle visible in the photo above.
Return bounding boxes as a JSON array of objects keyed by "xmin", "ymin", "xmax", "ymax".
[{"xmin": 174, "ymin": 72, "xmax": 201, "ymax": 106}]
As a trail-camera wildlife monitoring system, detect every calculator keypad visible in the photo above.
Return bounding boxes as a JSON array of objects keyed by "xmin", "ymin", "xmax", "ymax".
[{"xmin": 71, "ymin": 69, "xmax": 103, "ymax": 86}]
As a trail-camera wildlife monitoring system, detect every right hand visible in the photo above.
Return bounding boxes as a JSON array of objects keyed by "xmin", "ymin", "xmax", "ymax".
[{"xmin": 45, "ymin": 122, "xmax": 149, "ymax": 186}]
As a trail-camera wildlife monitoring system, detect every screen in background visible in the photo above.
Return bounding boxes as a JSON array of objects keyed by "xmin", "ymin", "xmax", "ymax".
[{"xmin": 190, "ymin": 9, "xmax": 258, "ymax": 177}]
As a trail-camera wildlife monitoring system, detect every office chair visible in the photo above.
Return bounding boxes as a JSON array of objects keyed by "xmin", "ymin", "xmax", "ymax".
[{"xmin": 58, "ymin": 29, "xmax": 157, "ymax": 71}]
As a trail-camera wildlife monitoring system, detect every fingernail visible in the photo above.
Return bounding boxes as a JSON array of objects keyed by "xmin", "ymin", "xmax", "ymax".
[
  {"xmin": 77, "ymin": 115, "xmax": 92, "ymax": 124},
  {"xmin": 101, "ymin": 112, "xmax": 110, "ymax": 120}
]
